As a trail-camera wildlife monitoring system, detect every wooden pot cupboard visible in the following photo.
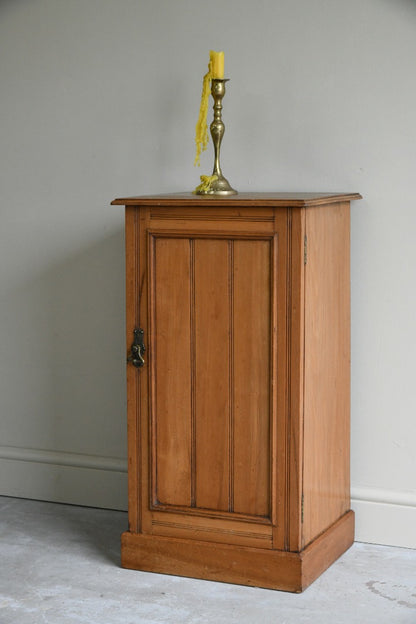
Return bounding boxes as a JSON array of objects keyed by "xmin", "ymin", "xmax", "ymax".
[{"xmin": 112, "ymin": 191, "xmax": 362, "ymax": 592}]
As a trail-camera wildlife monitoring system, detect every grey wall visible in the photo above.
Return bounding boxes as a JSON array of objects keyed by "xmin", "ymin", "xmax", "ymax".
[{"xmin": 1, "ymin": 0, "xmax": 415, "ymax": 547}]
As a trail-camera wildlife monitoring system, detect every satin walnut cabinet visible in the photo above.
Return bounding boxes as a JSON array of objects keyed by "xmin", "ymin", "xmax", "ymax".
[{"xmin": 112, "ymin": 191, "xmax": 362, "ymax": 592}]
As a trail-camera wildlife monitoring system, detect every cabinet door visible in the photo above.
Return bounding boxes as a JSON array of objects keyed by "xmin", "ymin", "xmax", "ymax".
[{"xmin": 129, "ymin": 207, "xmax": 288, "ymax": 549}]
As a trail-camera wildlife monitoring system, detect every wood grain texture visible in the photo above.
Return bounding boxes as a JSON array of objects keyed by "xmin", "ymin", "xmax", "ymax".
[
  {"xmin": 121, "ymin": 530, "xmax": 302, "ymax": 591},
  {"xmin": 233, "ymin": 240, "xmax": 271, "ymax": 517},
  {"xmin": 194, "ymin": 239, "xmax": 230, "ymax": 511},
  {"xmin": 112, "ymin": 192, "xmax": 362, "ymax": 207},
  {"xmin": 150, "ymin": 510, "xmax": 273, "ymax": 549},
  {"xmin": 136, "ymin": 208, "xmax": 153, "ymax": 533},
  {"xmin": 125, "ymin": 207, "xmax": 140, "ymax": 533},
  {"xmin": 287, "ymin": 208, "xmax": 306, "ymax": 552},
  {"xmin": 151, "ymin": 237, "xmax": 192, "ymax": 507},
  {"xmin": 120, "ymin": 194, "xmax": 360, "ymax": 591},
  {"xmin": 300, "ymin": 510, "xmax": 355, "ymax": 591},
  {"xmin": 149, "ymin": 206, "xmax": 275, "ymax": 225},
  {"xmin": 302, "ymin": 202, "xmax": 351, "ymax": 547},
  {"xmin": 121, "ymin": 510, "xmax": 354, "ymax": 592},
  {"xmin": 271, "ymin": 211, "xmax": 289, "ymax": 551}
]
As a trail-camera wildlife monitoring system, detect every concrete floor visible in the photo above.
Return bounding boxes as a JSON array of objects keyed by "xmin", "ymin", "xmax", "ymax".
[{"xmin": 0, "ymin": 496, "xmax": 415, "ymax": 623}]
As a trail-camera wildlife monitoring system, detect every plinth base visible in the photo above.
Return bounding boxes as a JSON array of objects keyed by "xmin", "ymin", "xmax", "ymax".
[{"xmin": 121, "ymin": 510, "xmax": 354, "ymax": 593}]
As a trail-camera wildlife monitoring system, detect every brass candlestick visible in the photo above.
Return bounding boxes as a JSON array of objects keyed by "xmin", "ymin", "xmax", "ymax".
[{"xmin": 196, "ymin": 78, "xmax": 237, "ymax": 195}]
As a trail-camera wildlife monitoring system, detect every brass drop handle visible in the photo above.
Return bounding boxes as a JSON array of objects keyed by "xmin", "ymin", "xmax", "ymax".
[{"xmin": 128, "ymin": 328, "xmax": 146, "ymax": 368}]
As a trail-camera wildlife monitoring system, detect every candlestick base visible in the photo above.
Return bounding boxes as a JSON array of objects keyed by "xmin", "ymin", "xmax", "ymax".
[{"xmin": 195, "ymin": 174, "xmax": 237, "ymax": 196}]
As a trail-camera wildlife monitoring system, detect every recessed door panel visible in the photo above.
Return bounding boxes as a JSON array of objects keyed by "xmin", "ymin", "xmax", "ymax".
[
  {"xmin": 152, "ymin": 237, "xmax": 192, "ymax": 507},
  {"xmin": 149, "ymin": 232, "xmax": 276, "ymax": 523},
  {"xmin": 194, "ymin": 239, "xmax": 231, "ymax": 511},
  {"xmin": 233, "ymin": 240, "xmax": 271, "ymax": 517}
]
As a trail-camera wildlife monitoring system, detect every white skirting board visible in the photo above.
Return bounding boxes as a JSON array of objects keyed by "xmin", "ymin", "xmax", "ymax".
[
  {"xmin": 0, "ymin": 446, "xmax": 415, "ymax": 549},
  {"xmin": 0, "ymin": 446, "xmax": 128, "ymax": 511},
  {"xmin": 351, "ymin": 487, "xmax": 416, "ymax": 550}
]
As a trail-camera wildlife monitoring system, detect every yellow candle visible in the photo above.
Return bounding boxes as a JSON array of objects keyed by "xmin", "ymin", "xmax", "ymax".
[
  {"xmin": 210, "ymin": 50, "xmax": 224, "ymax": 79},
  {"xmin": 194, "ymin": 51, "xmax": 225, "ymax": 166}
]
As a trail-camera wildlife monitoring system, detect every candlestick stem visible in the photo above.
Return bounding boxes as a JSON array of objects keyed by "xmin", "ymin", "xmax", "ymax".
[{"xmin": 196, "ymin": 78, "xmax": 237, "ymax": 195}]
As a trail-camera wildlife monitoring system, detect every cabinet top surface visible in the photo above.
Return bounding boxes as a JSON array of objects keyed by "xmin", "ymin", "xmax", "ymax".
[{"xmin": 111, "ymin": 192, "xmax": 362, "ymax": 207}]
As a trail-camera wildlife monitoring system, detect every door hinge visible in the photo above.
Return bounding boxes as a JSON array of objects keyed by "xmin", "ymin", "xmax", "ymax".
[
  {"xmin": 304, "ymin": 234, "xmax": 307, "ymax": 265},
  {"xmin": 301, "ymin": 493, "xmax": 304, "ymax": 523}
]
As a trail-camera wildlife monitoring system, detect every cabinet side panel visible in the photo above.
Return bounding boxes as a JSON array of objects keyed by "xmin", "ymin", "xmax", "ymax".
[
  {"xmin": 152, "ymin": 237, "xmax": 192, "ymax": 506},
  {"xmin": 194, "ymin": 239, "xmax": 230, "ymax": 511},
  {"xmin": 302, "ymin": 202, "xmax": 351, "ymax": 547},
  {"xmin": 125, "ymin": 207, "xmax": 140, "ymax": 532},
  {"xmin": 287, "ymin": 208, "xmax": 305, "ymax": 552},
  {"xmin": 233, "ymin": 240, "xmax": 271, "ymax": 517}
]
